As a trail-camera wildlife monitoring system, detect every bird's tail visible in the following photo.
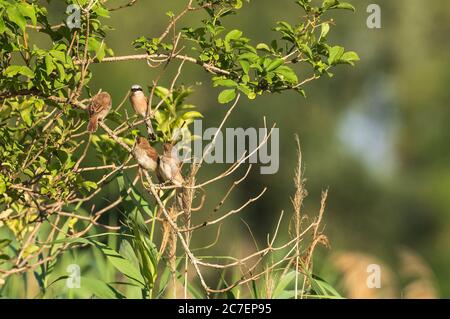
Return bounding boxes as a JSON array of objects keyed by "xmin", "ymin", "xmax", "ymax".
[
  {"xmin": 87, "ymin": 116, "xmax": 98, "ymax": 132},
  {"xmin": 144, "ymin": 118, "xmax": 156, "ymax": 140}
]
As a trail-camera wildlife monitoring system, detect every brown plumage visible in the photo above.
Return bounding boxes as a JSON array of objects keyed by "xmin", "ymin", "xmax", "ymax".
[
  {"xmin": 157, "ymin": 143, "xmax": 188, "ymax": 295},
  {"xmin": 130, "ymin": 85, "xmax": 155, "ymax": 139},
  {"xmin": 157, "ymin": 143, "xmax": 184, "ymax": 187},
  {"xmin": 87, "ymin": 91, "xmax": 112, "ymax": 132},
  {"xmin": 158, "ymin": 144, "xmax": 185, "ymax": 294},
  {"xmin": 133, "ymin": 136, "xmax": 159, "ymax": 172}
]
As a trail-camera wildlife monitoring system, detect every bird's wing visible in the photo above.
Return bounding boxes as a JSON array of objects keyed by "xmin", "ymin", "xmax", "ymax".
[
  {"xmin": 142, "ymin": 143, "xmax": 158, "ymax": 160},
  {"xmin": 164, "ymin": 147, "xmax": 182, "ymax": 167},
  {"xmin": 168, "ymin": 157, "xmax": 183, "ymax": 177},
  {"xmin": 90, "ymin": 96, "xmax": 106, "ymax": 115}
]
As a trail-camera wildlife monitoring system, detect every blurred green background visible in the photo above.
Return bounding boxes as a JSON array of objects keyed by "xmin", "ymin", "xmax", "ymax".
[{"xmin": 34, "ymin": 0, "xmax": 450, "ymax": 297}]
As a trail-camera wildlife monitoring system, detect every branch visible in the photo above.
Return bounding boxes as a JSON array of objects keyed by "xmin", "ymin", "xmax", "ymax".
[
  {"xmin": 142, "ymin": 171, "xmax": 212, "ymax": 297},
  {"xmin": 109, "ymin": 0, "xmax": 139, "ymax": 11},
  {"xmin": 74, "ymin": 53, "xmax": 230, "ymax": 75},
  {"xmin": 181, "ymin": 188, "xmax": 267, "ymax": 232},
  {"xmin": 98, "ymin": 122, "xmax": 132, "ymax": 152}
]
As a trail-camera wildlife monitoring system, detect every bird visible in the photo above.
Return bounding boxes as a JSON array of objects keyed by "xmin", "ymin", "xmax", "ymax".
[
  {"xmin": 157, "ymin": 143, "xmax": 184, "ymax": 187},
  {"xmin": 133, "ymin": 136, "xmax": 159, "ymax": 172},
  {"xmin": 87, "ymin": 91, "xmax": 112, "ymax": 132},
  {"xmin": 130, "ymin": 84, "xmax": 156, "ymax": 140}
]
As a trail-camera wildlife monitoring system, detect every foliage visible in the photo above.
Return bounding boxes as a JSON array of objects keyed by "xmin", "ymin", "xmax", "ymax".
[{"xmin": 0, "ymin": 0, "xmax": 357, "ymax": 298}]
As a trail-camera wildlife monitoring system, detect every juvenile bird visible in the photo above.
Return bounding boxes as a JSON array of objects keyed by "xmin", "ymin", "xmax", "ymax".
[
  {"xmin": 130, "ymin": 85, "xmax": 156, "ymax": 140},
  {"xmin": 133, "ymin": 136, "xmax": 159, "ymax": 172},
  {"xmin": 87, "ymin": 91, "xmax": 112, "ymax": 132},
  {"xmin": 157, "ymin": 143, "xmax": 184, "ymax": 187}
]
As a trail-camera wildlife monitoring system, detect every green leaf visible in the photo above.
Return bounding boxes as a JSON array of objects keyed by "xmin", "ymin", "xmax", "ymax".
[
  {"xmin": 94, "ymin": 5, "xmax": 110, "ymax": 18},
  {"xmin": 218, "ymin": 89, "xmax": 237, "ymax": 104},
  {"xmin": 0, "ymin": 14, "xmax": 6, "ymax": 34},
  {"xmin": 311, "ymin": 274, "xmax": 342, "ymax": 298},
  {"xmin": 237, "ymin": 85, "xmax": 256, "ymax": 100},
  {"xmin": 96, "ymin": 44, "xmax": 106, "ymax": 61},
  {"xmin": 224, "ymin": 29, "xmax": 243, "ymax": 51},
  {"xmin": 298, "ymin": 43, "xmax": 313, "ymax": 59},
  {"xmin": 328, "ymin": 45, "xmax": 345, "ymax": 65},
  {"xmin": 213, "ymin": 79, "xmax": 238, "ymax": 87},
  {"xmin": 20, "ymin": 105, "xmax": 32, "ymax": 126},
  {"xmin": 239, "ymin": 60, "xmax": 250, "ymax": 74},
  {"xmin": 296, "ymin": 0, "xmax": 312, "ymax": 12},
  {"xmin": 322, "ymin": 0, "xmax": 355, "ymax": 12},
  {"xmin": 54, "ymin": 237, "xmax": 147, "ymax": 289},
  {"xmin": 119, "ymin": 240, "xmax": 140, "ymax": 269},
  {"xmin": 18, "ymin": 3, "xmax": 37, "ymax": 26},
  {"xmin": 238, "ymin": 52, "xmax": 259, "ymax": 62},
  {"xmin": 0, "ymin": 177, "xmax": 6, "ymax": 194},
  {"xmin": 45, "ymin": 55, "xmax": 55, "ymax": 75},
  {"xmin": 80, "ymin": 276, "xmax": 126, "ymax": 299},
  {"xmin": 250, "ymin": 280, "xmax": 259, "ymax": 298},
  {"xmin": 82, "ymin": 181, "xmax": 98, "ymax": 191},
  {"xmin": 48, "ymin": 212, "xmax": 80, "ymax": 260},
  {"xmin": 335, "ymin": 2, "xmax": 355, "ymax": 11},
  {"xmin": 322, "ymin": 0, "xmax": 338, "ymax": 9},
  {"xmin": 320, "ymin": 23, "xmax": 330, "ymax": 40},
  {"xmin": 225, "ymin": 29, "xmax": 243, "ymax": 43},
  {"xmin": 340, "ymin": 51, "xmax": 360, "ymax": 65},
  {"xmin": 275, "ymin": 66, "xmax": 298, "ymax": 83},
  {"xmin": 181, "ymin": 111, "xmax": 203, "ymax": 120},
  {"xmin": 232, "ymin": 0, "xmax": 243, "ymax": 9},
  {"xmin": 276, "ymin": 21, "xmax": 294, "ymax": 33},
  {"xmin": 266, "ymin": 58, "xmax": 284, "ymax": 72},
  {"xmin": 256, "ymin": 43, "xmax": 271, "ymax": 52},
  {"xmin": 92, "ymin": 240, "xmax": 146, "ymax": 288},
  {"xmin": 273, "ymin": 271, "xmax": 296, "ymax": 298},
  {"xmin": 0, "ymin": 239, "xmax": 11, "ymax": 250},
  {"xmin": 4, "ymin": 65, "xmax": 34, "ymax": 78},
  {"xmin": 6, "ymin": 5, "xmax": 26, "ymax": 31},
  {"xmin": 154, "ymin": 86, "xmax": 171, "ymax": 101},
  {"xmin": 88, "ymin": 38, "xmax": 106, "ymax": 61},
  {"xmin": 50, "ymin": 50, "xmax": 67, "ymax": 64}
]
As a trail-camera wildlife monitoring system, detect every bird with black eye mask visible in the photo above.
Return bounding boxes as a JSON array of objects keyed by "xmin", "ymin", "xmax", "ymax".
[{"xmin": 130, "ymin": 84, "xmax": 156, "ymax": 140}]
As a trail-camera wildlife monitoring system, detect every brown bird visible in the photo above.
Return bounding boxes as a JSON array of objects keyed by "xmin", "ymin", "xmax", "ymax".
[
  {"xmin": 157, "ymin": 143, "xmax": 184, "ymax": 187},
  {"xmin": 133, "ymin": 136, "xmax": 159, "ymax": 172},
  {"xmin": 87, "ymin": 91, "xmax": 112, "ymax": 132},
  {"xmin": 130, "ymin": 85, "xmax": 156, "ymax": 140}
]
